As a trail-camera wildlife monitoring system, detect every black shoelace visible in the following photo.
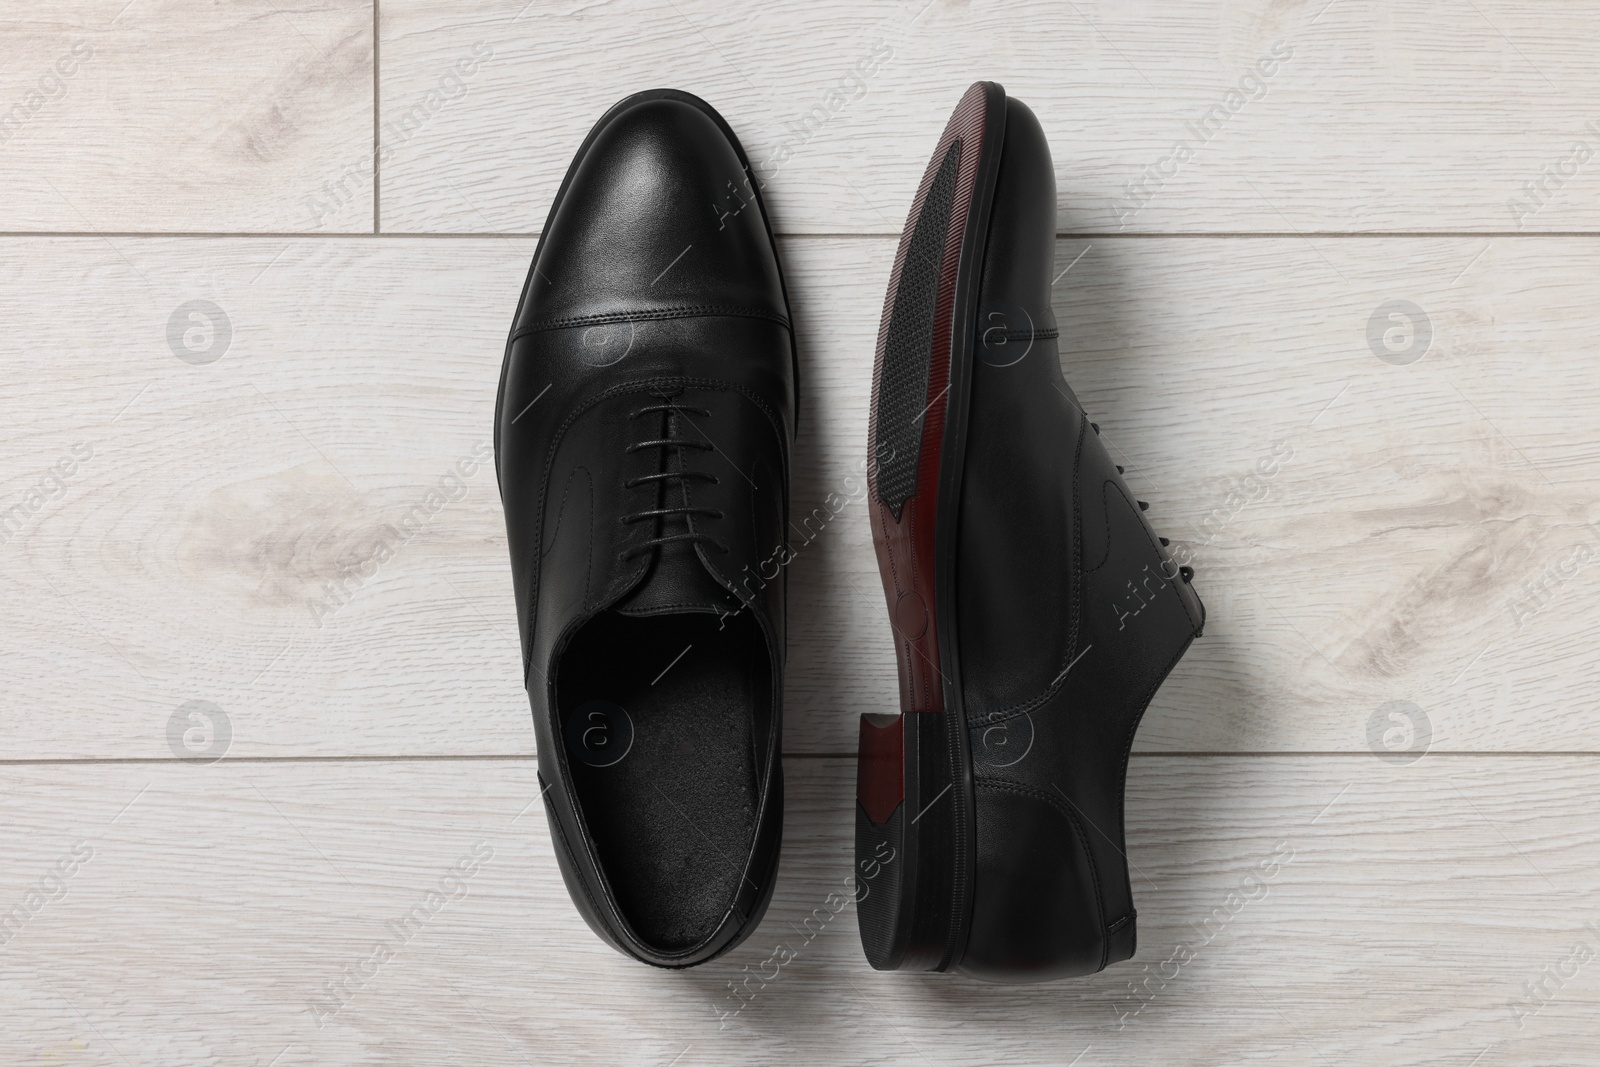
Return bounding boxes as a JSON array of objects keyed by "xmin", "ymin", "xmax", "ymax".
[
  {"xmin": 1096, "ymin": 421, "xmax": 1194, "ymax": 585},
  {"xmin": 618, "ymin": 398, "xmax": 728, "ymax": 562}
]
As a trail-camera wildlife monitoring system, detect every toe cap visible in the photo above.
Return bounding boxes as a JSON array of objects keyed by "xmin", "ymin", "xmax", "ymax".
[{"xmin": 520, "ymin": 91, "xmax": 788, "ymax": 331}]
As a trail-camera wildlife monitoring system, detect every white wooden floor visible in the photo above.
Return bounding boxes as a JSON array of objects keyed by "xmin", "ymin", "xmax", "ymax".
[{"xmin": 3, "ymin": 2, "xmax": 1599, "ymax": 1063}]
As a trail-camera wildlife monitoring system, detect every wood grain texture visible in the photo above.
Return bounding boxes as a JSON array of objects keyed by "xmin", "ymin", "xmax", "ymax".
[
  {"xmin": 0, "ymin": 756, "xmax": 1595, "ymax": 1066},
  {"xmin": 0, "ymin": 1, "xmax": 373, "ymax": 233},
  {"xmin": 3, "ymin": 235, "xmax": 1599, "ymax": 757},
  {"xmin": 9, "ymin": 9, "xmax": 1600, "ymax": 1062},
  {"xmin": 0, "ymin": 235, "xmax": 532, "ymax": 759},
  {"xmin": 378, "ymin": 0, "xmax": 1600, "ymax": 235}
]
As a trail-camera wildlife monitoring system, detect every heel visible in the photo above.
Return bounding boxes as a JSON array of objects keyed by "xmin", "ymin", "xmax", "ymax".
[
  {"xmin": 854, "ymin": 709, "xmax": 968, "ymax": 971},
  {"xmin": 856, "ymin": 714, "xmax": 906, "ymax": 969}
]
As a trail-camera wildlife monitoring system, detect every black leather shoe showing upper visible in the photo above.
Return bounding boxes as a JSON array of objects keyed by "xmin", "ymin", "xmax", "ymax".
[
  {"xmin": 856, "ymin": 83, "xmax": 1204, "ymax": 982},
  {"xmin": 495, "ymin": 89, "xmax": 795, "ymax": 968},
  {"xmin": 958, "ymin": 95, "xmax": 1205, "ymax": 982}
]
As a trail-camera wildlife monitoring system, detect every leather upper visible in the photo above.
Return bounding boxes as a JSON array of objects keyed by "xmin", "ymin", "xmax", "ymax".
[
  {"xmin": 496, "ymin": 91, "xmax": 795, "ymax": 967},
  {"xmin": 509, "ymin": 95, "xmax": 791, "ymax": 335},
  {"xmin": 954, "ymin": 99, "xmax": 1204, "ymax": 981}
]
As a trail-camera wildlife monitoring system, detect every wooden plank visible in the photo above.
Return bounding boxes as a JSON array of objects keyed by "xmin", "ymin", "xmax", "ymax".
[
  {"xmin": 0, "ymin": 1, "xmax": 373, "ymax": 233},
  {"xmin": 0, "ymin": 235, "xmax": 533, "ymax": 760},
  {"xmin": 378, "ymin": 0, "xmax": 1600, "ymax": 234},
  {"xmin": 2, "ymin": 235, "xmax": 1598, "ymax": 758},
  {"xmin": 0, "ymin": 756, "xmax": 1595, "ymax": 1064},
  {"xmin": 1077, "ymin": 235, "xmax": 1600, "ymax": 754}
]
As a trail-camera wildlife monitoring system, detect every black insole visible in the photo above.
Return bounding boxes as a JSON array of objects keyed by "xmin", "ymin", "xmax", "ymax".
[{"xmin": 557, "ymin": 611, "xmax": 767, "ymax": 951}]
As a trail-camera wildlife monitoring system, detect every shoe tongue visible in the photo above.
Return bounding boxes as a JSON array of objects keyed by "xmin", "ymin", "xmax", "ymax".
[{"xmin": 613, "ymin": 539, "xmax": 736, "ymax": 617}]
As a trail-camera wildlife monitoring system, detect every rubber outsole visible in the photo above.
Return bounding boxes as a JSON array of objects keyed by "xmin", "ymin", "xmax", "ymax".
[{"xmin": 858, "ymin": 81, "xmax": 1008, "ymax": 974}]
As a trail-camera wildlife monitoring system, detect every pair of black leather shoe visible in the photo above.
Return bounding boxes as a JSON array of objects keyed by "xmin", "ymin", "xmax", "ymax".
[{"xmin": 495, "ymin": 83, "xmax": 1203, "ymax": 978}]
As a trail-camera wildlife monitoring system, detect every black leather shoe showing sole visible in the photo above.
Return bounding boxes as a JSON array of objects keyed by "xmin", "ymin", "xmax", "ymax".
[
  {"xmin": 858, "ymin": 81, "xmax": 1006, "ymax": 973},
  {"xmin": 858, "ymin": 82, "xmax": 1205, "ymax": 981}
]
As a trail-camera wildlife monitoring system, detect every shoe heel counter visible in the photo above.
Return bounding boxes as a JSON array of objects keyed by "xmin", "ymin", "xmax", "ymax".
[{"xmin": 958, "ymin": 781, "xmax": 1110, "ymax": 982}]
